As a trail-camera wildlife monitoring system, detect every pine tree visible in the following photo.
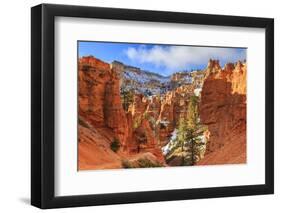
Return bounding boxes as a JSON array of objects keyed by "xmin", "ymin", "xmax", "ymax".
[
  {"xmin": 187, "ymin": 95, "xmax": 199, "ymax": 129},
  {"xmin": 187, "ymin": 95, "xmax": 199, "ymax": 165},
  {"xmin": 120, "ymin": 88, "xmax": 134, "ymax": 111},
  {"xmin": 174, "ymin": 95, "xmax": 200, "ymax": 166},
  {"xmin": 176, "ymin": 117, "xmax": 188, "ymax": 165}
]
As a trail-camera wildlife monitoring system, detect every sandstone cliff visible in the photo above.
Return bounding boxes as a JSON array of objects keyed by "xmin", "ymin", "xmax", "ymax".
[
  {"xmin": 197, "ymin": 60, "xmax": 247, "ymax": 165},
  {"xmin": 78, "ymin": 56, "xmax": 247, "ymax": 169},
  {"xmin": 78, "ymin": 56, "xmax": 165, "ymax": 170}
]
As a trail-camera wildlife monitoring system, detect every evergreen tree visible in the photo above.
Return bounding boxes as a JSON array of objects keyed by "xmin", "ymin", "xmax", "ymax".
[
  {"xmin": 176, "ymin": 117, "xmax": 187, "ymax": 165},
  {"xmin": 187, "ymin": 95, "xmax": 199, "ymax": 165},
  {"xmin": 187, "ymin": 95, "xmax": 199, "ymax": 129},
  {"xmin": 174, "ymin": 95, "xmax": 199, "ymax": 166},
  {"xmin": 120, "ymin": 88, "xmax": 134, "ymax": 111}
]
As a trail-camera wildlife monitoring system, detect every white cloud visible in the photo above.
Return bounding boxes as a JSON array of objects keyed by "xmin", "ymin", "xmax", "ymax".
[{"xmin": 125, "ymin": 45, "xmax": 246, "ymax": 72}]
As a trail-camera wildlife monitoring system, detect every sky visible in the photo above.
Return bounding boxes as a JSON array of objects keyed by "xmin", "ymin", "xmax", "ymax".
[{"xmin": 78, "ymin": 41, "xmax": 246, "ymax": 76}]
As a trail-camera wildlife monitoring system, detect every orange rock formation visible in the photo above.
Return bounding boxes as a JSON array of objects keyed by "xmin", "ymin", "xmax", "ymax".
[
  {"xmin": 78, "ymin": 56, "xmax": 247, "ymax": 169},
  {"xmin": 197, "ymin": 60, "xmax": 247, "ymax": 165},
  {"xmin": 78, "ymin": 56, "xmax": 165, "ymax": 170}
]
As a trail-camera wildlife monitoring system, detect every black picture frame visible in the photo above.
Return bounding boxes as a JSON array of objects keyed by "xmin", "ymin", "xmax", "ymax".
[{"xmin": 31, "ymin": 3, "xmax": 274, "ymax": 209}]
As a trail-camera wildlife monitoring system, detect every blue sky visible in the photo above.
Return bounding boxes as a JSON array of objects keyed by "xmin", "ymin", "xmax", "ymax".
[{"xmin": 78, "ymin": 41, "xmax": 246, "ymax": 76}]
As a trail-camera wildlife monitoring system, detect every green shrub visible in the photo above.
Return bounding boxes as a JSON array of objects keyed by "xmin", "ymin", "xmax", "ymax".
[
  {"xmin": 110, "ymin": 138, "xmax": 121, "ymax": 152},
  {"xmin": 137, "ymin": 158, "xmax": 163, "ymax": 168},
  {"xmin": 122, "ymin": 158, "xmax": 163, "ymax": 168},
  {"xmin": 121, "ymin": 159, "xmax": 135, "ymax": 168},
  {"xmin": 159, "ymin": 123, "xmax": 166, "ymax": 129},
  {"xmin": 120, "ymin": 88, "xmax": 134, "ymax": 111},
  {"xmin": 81, "ymin": 64, "xmax": 91, "ymax": 72}
]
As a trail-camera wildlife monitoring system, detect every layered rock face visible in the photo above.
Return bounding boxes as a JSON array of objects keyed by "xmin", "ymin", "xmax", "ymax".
[
  {"xmin": 104, "ymin": 65, "xmax": 129, "ymax": 146},
  {"xmin": 78, "ymin": 57, "xmax": 129, "ymax": 147},
  {"xmin": 157, "ymin": 85, "xmax": 195, "ymax": 145},
  {"xmin": 78, "ymin": 56, "xmax": 111, "ymax": 127},
  {"xmin": 198, "ymin": 60, "xmax": 247, "ymax": 165},
  {"xmin": 78, "ymin": 56, "xmax": 247, "ymax": 169},
  {"xmin": 78, "ymin": 118, "xmax": 122, "ymax": 170},
  {"xmin": 78, "ymin": 56, "xmax": 165, "ymax": 169},
  {"xmin": 127, "ymin": 83, "xmax": 195, "ymax": 147}
]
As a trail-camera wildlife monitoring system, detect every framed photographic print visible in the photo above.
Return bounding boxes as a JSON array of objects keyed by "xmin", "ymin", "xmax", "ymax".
[{"xmin": 31, "ymin": 3, "xmax": 274, "ymax": 209}]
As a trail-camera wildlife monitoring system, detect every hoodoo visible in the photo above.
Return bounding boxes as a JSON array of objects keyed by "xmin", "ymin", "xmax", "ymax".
[{"xmin": 78, "ymin": 55, "xmax": 247, "ymax": 170}]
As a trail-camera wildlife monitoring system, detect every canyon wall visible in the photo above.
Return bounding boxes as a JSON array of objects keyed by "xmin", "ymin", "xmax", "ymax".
[
  {"xmin": 198, "ymin": 60, "xmax": 247, "ymax": 165},
  {"xmin": 78, "ymin": 56, "xmax": 247, "ymax": 169},
  {"xmin": 79, "ymin": 56, "xmax": 129, "ymax": 146},
  {"xmin": 128, "ymin": 83, "xmax": 195, "ymax": 147},
  {"xmin": 78, "ymin": 56, "xmax": 165, "ymax": 169}
]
